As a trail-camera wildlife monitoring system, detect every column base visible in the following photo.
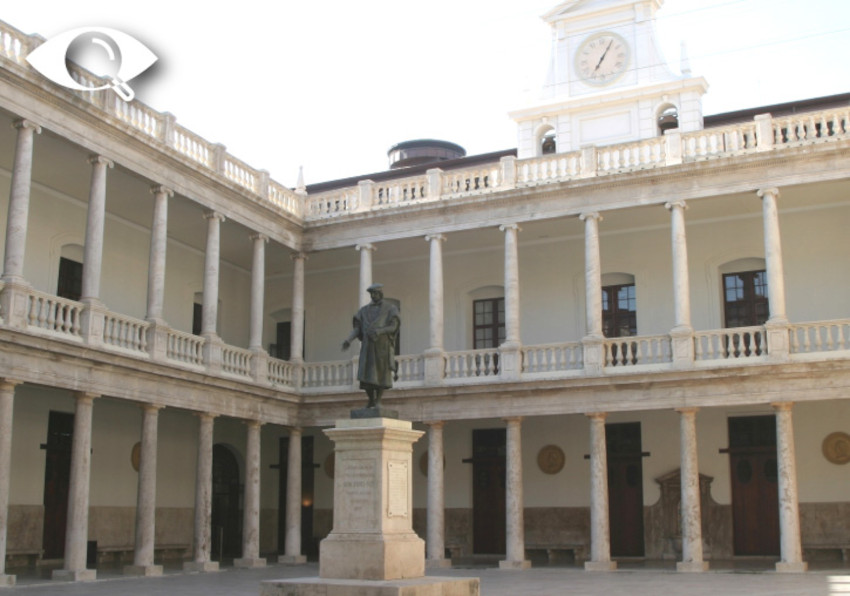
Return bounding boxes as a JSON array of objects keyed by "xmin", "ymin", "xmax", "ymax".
[
  {"xmin": 277, "ymin": 554, "xmax": 307, "ymax": 565},
  {"xmin": 776, "ymin": 561, "xmax": 808, "ymax": 573},
  {"xmin": 498, "ymin": 559, "xmax": 531, "ymax": 570},
  {"xmin": 425, "ymin": 558, "xmax": 452, "ymax": 569},
  {"xmin": 52, "ymin": 568, "xmax": 97, "ymax": 582},
  {"xmin": 123, "ymin": 564, "xmax": 164, "ymax": 577},
  {"xmin": 0, "ymin": 574, "xmax": 15, "ymax": 587},
  {"xmin": 234, "ymin": 557, "xmax": 267, "ymax": 568},
  {"xmin": 676, "ymin": 560, "xmax": 709, "ymax": 572},
  {"xmin": 183, "ymin": 560, "xmax": 220, "ymax": 573},
  {"xmin": 584, "ymin": 560, "xmax": 617, "ymax": 571}
]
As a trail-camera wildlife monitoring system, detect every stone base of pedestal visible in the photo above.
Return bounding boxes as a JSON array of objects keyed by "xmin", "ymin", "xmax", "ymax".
[
  {"xmin": 0, "ymin": 574, "xmax": 15, "ymax": 587},
  {"xmin": 425, "ymin": 558, "xmax": 452, "ymax": 569},
  {"xmin": 183, "ymin": 560, "xmax": 220, "ymax": 573},
  {"xmin": 776, "ymin": 561, "xmax": 808, "ymax": 573},
  {"xmin": 499, "ymin": 559, "xmax": 531, "ymax": 570},
  {"xmin": 123, "ymin": 564, "xmax": 164, "ymax": 576},
  {"xmin": 676, "ymin": 560, "xmax": 709, "ymax": 572},
  {"xmin": 261, "ymin": 576, "xmax": 479, "ymax": 596},
  {"xmin": 584, "ymin": 560, "xmax": 617, "ymax": 571},
  {"xmin": 320, "ymin": 532, "xmax": 424, "ymax": 580},
  {"xmin": 234, "ymin": 557, "xmax": 267, "ymax": 569},
  {"xmin": 52, "ymin": 568, "xmax": 97, "ymax": 582},
  {"xmin": 350, "ymin": 407, "xmax": 398, "ymax": 419},
  {"xmin": 278, "ymin": 554, "xmax": 307, "ymax": 565}
]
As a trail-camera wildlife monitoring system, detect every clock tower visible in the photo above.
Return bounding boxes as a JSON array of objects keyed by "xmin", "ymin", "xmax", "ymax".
[{"xmin": 510, "ymin": 0, "xmax": 708, "ymax": 158}]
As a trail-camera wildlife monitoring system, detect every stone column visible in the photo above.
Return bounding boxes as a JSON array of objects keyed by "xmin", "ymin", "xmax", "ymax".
[
  {"xmin": 425, "ymin": 421, "xmax": 450, "ymax": 568},
  {"xmin": 666, "ymin": 201, "xmax": 695, "ymax": 366},
  {"xmin": 125, "ymin": 404, "xmax": 163, "ymax": 577},
  {"xmin": 53, "ymin": 393, "xmax": 98, "ymax": 582},
  {"xmin": 248, "ymin": 233, "xmax": 268, "ymax": 350},
  {"xmin": 235, "ymin": 420, "xmax": 266, "ymax": 568},
  {"xmin": 757, "ymin": 188, "xmax": 788, "ymax": 325},
  {"xmin": 0, "ymin": 380, "xmax": 21, "ymax": 587},
  {"xmin": 773, "ymin": 402, "xmax": 807, "ymax": 573},
  {"xmin": 2, "ymin": 119, "xmax": 41, "ymax": 283},
  {"xmin": 499, "ymin": 224, "xmax": 522, "ymax": 380},
  {"xmin": 202, "ymin": 212, "xmax": 226, "ymax": 338},
  {"xmin": 581, "ymin": 213, "xmax": 605, "ymax": 374},
  {"xmin": 500, "ymin": 417, "xmax": 530, "ymax": 569},
  {"xmin": 184, "ymin": 412, "xmax": 219, "ymax": 572},
  {"xmin": 585, "ymin": 412, "xmax": 616, "ymax": 571},
  {"xmin": 289, "ymin": 253, "xmax": 307, "ymax": 364},
  {"xmin": 356, "ymin": 243, "xmax": 375, "ymax": 307},
  {"xmin": 145, "ymin": 185, "xmax": 172, "ymax": 323},
  {"xmin": 280, "ymin": 427, "xmax": 307, "ymax": 564},
  {"xmin": 80, "ymin": 156, "xmax": 113, "ymax": 304},
  {"xmin": 424, "ymin": 235, "xmax": 446, "ymax": 384},
  {"xmin": 676, "ymin": 408, "xmax": 708, "ymax": 572}
]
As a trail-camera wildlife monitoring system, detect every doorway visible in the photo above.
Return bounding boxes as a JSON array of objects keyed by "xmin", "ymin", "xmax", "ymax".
[
  {"xmin": 42, "ymin": 411, "xmax": 74, "ymax": 559},
  {"xmin": 471, "ymin": 428, "xmax": 506, "ymax": 555},
  {"xmin": 607, "ymin": 422, "xmax": 645, "ymax": 557},
  {"xmin": 727, "ymin": 416, "xmax": 779, "ymax": 556},
  {"xmin": 211, "ymin": 444, "xmax": 242, "ymax": 560}
]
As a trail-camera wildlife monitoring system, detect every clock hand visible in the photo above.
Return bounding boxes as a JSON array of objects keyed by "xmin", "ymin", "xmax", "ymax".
[{"xmin": 593, "ymin": 39, "xmax": 614, "ymax": 73}]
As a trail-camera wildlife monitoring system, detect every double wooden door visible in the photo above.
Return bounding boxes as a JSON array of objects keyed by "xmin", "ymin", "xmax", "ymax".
[
  {"xmin": 606, "ymin": 422, "xmax": 645, "ymax": 557},
  {"xmin": 471, "ymin": 428, "xmax": 506, "ymax": 555}
]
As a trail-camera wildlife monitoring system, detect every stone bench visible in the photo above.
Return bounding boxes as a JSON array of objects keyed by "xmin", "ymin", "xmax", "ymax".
[
  {"xmin": 525, "ymin": 542, "xmax": 588, "ymax": 564},
  {"xmin": 804, "ymin": 544, "xmax": 850, "ymax": 563},
  {"xmin": 5, "ymin": 548, "xmax": 41, "ymax": 567},
  {"xmin": 96, "ymin": 543, "xmax": 190, "ymax": 563}
]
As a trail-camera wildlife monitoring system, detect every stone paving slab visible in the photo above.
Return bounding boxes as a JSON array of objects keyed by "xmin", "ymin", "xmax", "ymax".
[{"xmin": 2, "ymin": 563, "xmax": 849, "ymax": 596}]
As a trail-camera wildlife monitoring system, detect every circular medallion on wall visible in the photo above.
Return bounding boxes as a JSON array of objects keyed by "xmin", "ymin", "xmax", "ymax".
[
  {"xmin": 131, "ymin": 441, "xmax": 141, "ymax": 471},
  {"xmin": 324, "ymin": 452, "xmax": 335, "ymax": 478},
  {"xmin": 537, "ymin": 444, "xmax": 565, "ymax": 475},
  {"xmin": 822, "ymin": 431, "xmax": 850, "ymax": 465}
]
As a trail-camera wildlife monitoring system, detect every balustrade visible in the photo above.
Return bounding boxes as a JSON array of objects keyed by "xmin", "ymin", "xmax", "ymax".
[
  {"xmin": 26, "ymin": 291, "xmax": 82, "ymax": 338},
  {"xmin": 393, "ymin": 354, "xmax": 425, "ymax": 384},
  {"xmin": 166, "ymin": 329, "xmax": 205, "ymax": 366},
  {"xmin": 516, "ymin": 152, "xmax": 582, "ymax": 184},
  {"xmin": 102, "ymin": 313, "xmax": 149, "ymax": 353},
  {"xmin": 604, "ymin": 335, "xmax": 672, "ymax": 367},
  {"xmin": 222, "ymin": 345, "xmax": 253, "ymax": 377},
  {"xmin": 694, "ymin": 327, "xmax": 767, "ymax": 362},
  {"xmin": 301, "ymin": 360, "xmax": 353, "ymax": 388},
  {"xmin": 522, "ymin": 342, "xmax": 583, "ymax": 374},
  {"xmin": 375, "ymin": 177, "xmax": 427, "ymax": 207},
  {"xmin": 268, "ymin": 358, "xmax": 296, "ymax": 387},
  {"xmin": 445, "ymin": 349, "xmax": 500, "ymax": 380},
  {"xmin": 442, "ymin": 166, "xmax": 499, "ymax": 195},
  {"xmin": 790, "ymin": 320, "xmax": 850, "ymax": 354}
]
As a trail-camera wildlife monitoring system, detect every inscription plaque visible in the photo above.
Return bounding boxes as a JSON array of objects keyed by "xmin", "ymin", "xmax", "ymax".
[
  {"xmin": 340, "ymin": 458, "xmax": 377, "ymax": 530},
  {"xmin": 387, "ymin": 460, "xmax": 408, "ymax": 518}
]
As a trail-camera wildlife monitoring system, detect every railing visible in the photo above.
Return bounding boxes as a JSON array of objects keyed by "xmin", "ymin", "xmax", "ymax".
[
  {"xmin": 268, "ymin": 358, "xmax": 296, "ymax": 387},
  {"xmin": 222, "ymin": 345, "xmax": 252, "ymax": 377},
  {"xmin": 375, "ymin": 177, "xmax": 427, "ymax": 207},
  {"xmin": 694, "ymin": 327, "xmax": 767, "ymax": 362},
  {"xmin": 598, "ymin": 139, "xmax": 665, "ymax": 173},
  {"xmin": 26, "ymin": 291, "xmax": 82, "ymax": 339},
  {"xmin": 522, "ymin": 342, "xmax": 583, "ymax": 374},
  {"xmin": 682, "ymin": 122, "xmax": 758, "ymax": 160},
  {"xmin": 445, "ymin": 349, "xmax": 500, "ymax": 380},
  {"xmin": 305, "ymin": 188, "xmax": 358, "ymax": 219},
  {"xmin": 516, "ymin": 152, "xmax": 582, "ymax": 185},
  {"xmin": 166, "ymin": 329, "xmax": 205, "ymax": 366},
  {"xmin": 394, "ymin": 354, "xmax": 425, "ymax": 384},
  {"xmin": 790, "ymin": 320, "xmax": 850, "ymax": 354},
  {"xmin": 774, "ymin": 109, "xmax": 850, "ymax": 147},
  {"xmin": 604, "ymin": 335, "xmax": 672, "ymax": 367},
  {"xmin": 102, "ymin": 312, "xmax": 149, "ymax": 353},
  {"xmin": 302, "ymin": 360, "xmax": 353, "ymax": 388},
  {"xmin": 442, "ymin": 165, "xmax": 500, "ymax": 196},
  {"xmin": 0, "ymin": 22, "xmax": 29, "ymax": 65},
  {"xmin": 222, "ymin": 155, "xmax": 258, "ymax": 193}
]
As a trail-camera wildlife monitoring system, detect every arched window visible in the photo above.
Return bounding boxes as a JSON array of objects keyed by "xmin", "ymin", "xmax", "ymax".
[
  {"xmin": 658, "ymin": 105, "xmax": 679, "ymax": 135},
  {"xmin": 541, "ymin": 130, "xmax": 556, "ymax": 155}
]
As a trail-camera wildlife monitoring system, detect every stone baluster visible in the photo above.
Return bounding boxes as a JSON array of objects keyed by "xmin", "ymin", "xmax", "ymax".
[
  {"xmin": 184, "ymin": 413, "xmax": 219, "ymax": 572},
  {"xmin": 235, "ymin": 420, "xmax": 266, "ymax": 568},
  {"xmin": 585, "ymin": 412, "xmax": 616, "ymax": 571},
  {"xmin": 773, "ymin": 402, "xmax": 807, "ymax": 573},
  {"xmin": 53, "ymin": 393, "xmax": 98, "ymax": 582},
  {"xmin": 676, "ymin": 408, "xmax": 708, "ymax": 572},
  {"xmin": 500, "ymin": 417, "xmax": 530, "ymax": 569},
  {"xmin": 280, "ymin": 427, "xmax": 307, "ymax": 564},
  {"xmin": 125, "ymin": 404, "xmax": 163, "ymax": 576},
  {"xmin": 0, "ymin": 380, "xmax": 21, "ymax": 587}
]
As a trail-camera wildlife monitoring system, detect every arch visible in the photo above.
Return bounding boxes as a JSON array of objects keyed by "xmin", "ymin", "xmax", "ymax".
[
  {"xmin": 657, "ymin": 103, "xmax": 679, "ymax": 135},
  {"xmin": 719, "ymin": 257, "xmax": 766, "ymax": 275},
  {"xmin": 535, "ymin": 124, "xmax": 557, "ymax": 156}
]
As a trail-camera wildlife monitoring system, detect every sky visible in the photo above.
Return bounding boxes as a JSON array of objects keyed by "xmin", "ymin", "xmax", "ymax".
[{"xmin": 3, "ymin": 0, "xmax": 849, "ymax": 187}]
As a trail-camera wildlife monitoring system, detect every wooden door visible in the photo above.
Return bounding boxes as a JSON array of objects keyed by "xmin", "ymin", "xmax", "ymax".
[
  {"xmin": 277, "ymin": 436, "xmax": 316, "ymax": 558},
  {"xmin": 728, "ymin": 416, "xmax": 779, "ymax": 556},
  {"xmin": 472, "ymin": 428, "xmax": 506, "ymax": 555},
  {"xmin": 42, "ymin": 411, "xmax": 74, "ymax": 559},
  {"xmin": 606, "ymin": 422, "xmax": 645, "ymax": 557},
  {"xmin": 211, "ymin": 444, "xmax": 242, "ymax": 559}
]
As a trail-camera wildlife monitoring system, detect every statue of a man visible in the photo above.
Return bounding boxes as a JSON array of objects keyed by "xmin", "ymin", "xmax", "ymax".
[{"xmin": 341, "ymin": 283, "xmax": 400, "ymax": 409}]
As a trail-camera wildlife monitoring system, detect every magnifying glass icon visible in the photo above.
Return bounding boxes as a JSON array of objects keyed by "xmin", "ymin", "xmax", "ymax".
[{"xmin": 67, "ymin": 32, "xmax": 135, "ymax": 101}]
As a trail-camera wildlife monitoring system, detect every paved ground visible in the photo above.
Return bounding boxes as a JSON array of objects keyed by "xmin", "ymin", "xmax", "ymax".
[{"xmin": 4, "ymin": 561, "xmax": 850, "ymax": 595}]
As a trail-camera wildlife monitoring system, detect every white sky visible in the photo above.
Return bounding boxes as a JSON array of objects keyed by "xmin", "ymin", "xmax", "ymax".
[{"xmin": 4, "ymin": 0, "xmax": 850, "ymax": 186}]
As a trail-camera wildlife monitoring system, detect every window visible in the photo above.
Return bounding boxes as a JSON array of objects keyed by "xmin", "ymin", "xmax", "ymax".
[
  {"xmin": 473, "ymin": 297, "xmax": 505, "ymax": 349},
  {"xmin": 658, "ymin": 105, "xmax": 679, "ymax": 135},
  {"xmin": 602, "ymin": 283, "xmax": 636, "ymax": 338},
  {"xmin": 270, "ymin": 321, "xmax": 292, "ymax": 360},
  {"xmin": 541, "ymin": 131, "xmax": 556, "ymax": 155},
  {"xmin": 57, "ymin": 257, "xmax": 83, "ymax": 301},
  {"xmin": 723, "ymin": 270, "xmax": 768, "ymax": 328},
  {"xmin": 192, "ymin": 302, "xmax": 203, "ymax": 336}
]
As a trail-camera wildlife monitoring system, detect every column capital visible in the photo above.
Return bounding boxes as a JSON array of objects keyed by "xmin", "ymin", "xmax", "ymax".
[
  {"xmin": 203, "ymin": 210, "xmax": 226, "ymax": 223},
  {"xmin": 12, "ymin": 118, "xmax": 41, "ymax": 134},
  {"xmin": 424, "ymin": 233, "xmax": 446, "ymax": 243},
  {"xmin": 580, "ymin": 211, "xmax": 603, "ymax": 223},
  {"xmin": 73, "ymin": 391, "xmax": 99, "ymax": 404},
  {"xmin": 502, "ymin": 416, "xmax": 524, "ymax": 424},
  {"xmin": 665, "ymin": 200, "xmax": 688, "ymax": 211},
  {"xmin": 288, "ymin": 426, "xmax": 303, "ymax": 435},
  {"xmin": 140, "ymin": 403, "xmax": 165, "ymax": 414},
  {"xmin": 675, "ymin": 406, "xmax": 699, "ymax": 415},
  {"xmin": 195, "ymin": 411, "xmax": 218, "ymax": 421},
  {"xmin": 355, "ymin": 243, "xmax": 375, "ymax": 252},
  {"xmin": 0, "ymin": 378, "xmax": 22, "ymax": 391},
  {"xmin": 757, "ymin": 187, "xmax": 780, "ymax": 200},
  {"xmin": 424, "ymin": 420, "xmax": 445, "ymax": 429},
  {"xmin": 498, "ymin": 223, "xmax": 521, "ymax": 233},
  {"xmin": 88, "ymin": 154, "xmax": 114, "ymax": 168},
  {"xmin": 244, "ymin": 419, "xmax": 264, "ymax": 429},
  {"xmin": 771, "ymin": 401, "xmax": 794, "ymax": 412},
  {"xmin": 149, "ymin": 184, "xmax": 174, "ymax": 197},
  {"xmin": 290, "ymin": 251, "xmax": 309, "ymax": 262},
  {"xmin": 585, "ymin": 411, "xmax": 608, "ymax": 421},
  {"xmin": 249, "ymin": 232, "xmax": 269, "ymax": 243}
]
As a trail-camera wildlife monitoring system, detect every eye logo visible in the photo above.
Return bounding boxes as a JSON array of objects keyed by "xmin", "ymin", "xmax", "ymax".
[{"xmin": 27, "ymin": 27, "xmax": 157, "ymax": 101}]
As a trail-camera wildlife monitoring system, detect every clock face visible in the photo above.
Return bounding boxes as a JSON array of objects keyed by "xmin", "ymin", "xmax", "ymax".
[{"xmin": 576, "ymin": 33, "xmax": 630, "ymax": 86}]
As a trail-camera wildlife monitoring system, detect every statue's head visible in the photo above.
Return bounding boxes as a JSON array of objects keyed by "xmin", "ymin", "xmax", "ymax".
[{"xmin": 367, "ymin": 282, "xmax": 384, "ymax": 303}]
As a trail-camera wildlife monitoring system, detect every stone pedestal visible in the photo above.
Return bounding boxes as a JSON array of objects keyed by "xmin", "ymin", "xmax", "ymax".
[{"xmin": 264, "ymin": 418, "xmax": 479, "ymax": 596}]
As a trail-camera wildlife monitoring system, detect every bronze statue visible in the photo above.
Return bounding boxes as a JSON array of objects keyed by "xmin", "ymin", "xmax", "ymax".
[{"xmin": 341, "ymin": 283, "xmax": 400, "ymax": 409}]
